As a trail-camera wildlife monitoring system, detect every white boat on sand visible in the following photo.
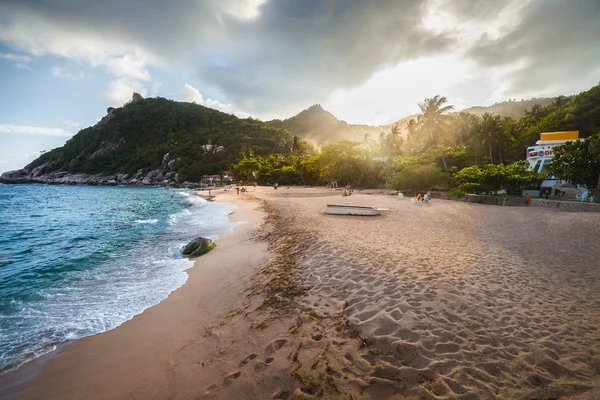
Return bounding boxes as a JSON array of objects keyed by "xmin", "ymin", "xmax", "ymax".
[{"xmin": 325, "ymin": 204, "xmax": 390, "ymax": 216}]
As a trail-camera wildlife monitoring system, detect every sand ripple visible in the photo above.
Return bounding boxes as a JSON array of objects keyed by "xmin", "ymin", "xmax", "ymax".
[{"xmin": 258, "ymin": 189, "xmax": 600, "ymax": 399}]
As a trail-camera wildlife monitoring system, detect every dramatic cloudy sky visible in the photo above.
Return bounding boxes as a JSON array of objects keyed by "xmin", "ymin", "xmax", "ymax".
[{"xmin": 1, "ymin": 0, "xmax": 599, "ymax": 172}]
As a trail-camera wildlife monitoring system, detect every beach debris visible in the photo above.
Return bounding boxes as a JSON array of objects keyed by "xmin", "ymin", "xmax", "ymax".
[{"xmin": 181, "ymin": 237, "xmax": 216, "ymax": 257}]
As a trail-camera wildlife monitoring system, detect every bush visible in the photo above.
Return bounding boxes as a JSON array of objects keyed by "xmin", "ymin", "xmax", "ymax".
[
  {"xmin": 449, "ymin": 187, "xmax": 466, "ymax": 197},
  {"xmin": 389, "ymin": 164, "xmax": 447, "ymax": 192},
  {"xmin": 457, "ymin": 182, "xmax": 481, "ymax": 194},
  {"xmin": 455, "ymin": 162, "xmax": 538, "ymax": 195}
]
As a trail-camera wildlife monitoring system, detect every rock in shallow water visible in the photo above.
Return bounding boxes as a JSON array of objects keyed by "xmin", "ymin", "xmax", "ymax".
[{"xmin": 182, "ymin": 237, "xmax": 215, "ymax": 257}]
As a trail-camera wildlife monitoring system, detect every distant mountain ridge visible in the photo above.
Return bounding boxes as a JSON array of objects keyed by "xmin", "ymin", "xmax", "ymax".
[
  {"xmin": 265, "ymin": 105, "xmax": 416, "ymax": 146},
  {"xmin": 266, "ymin": 97, "xmax": 557, "ymax": 146},
  {"xmin": 462, "ymin": 97, "xmax": 554, "ymax": 118}
]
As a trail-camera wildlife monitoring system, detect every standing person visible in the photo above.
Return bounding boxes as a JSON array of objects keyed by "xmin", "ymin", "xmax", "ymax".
[
  {"xmin": 236, "ymin": 187, "xmax": 240, "ymax": 195},
  {"xmin": 525, "ymin": 192, "xmax": 531, "ymax": 206}
]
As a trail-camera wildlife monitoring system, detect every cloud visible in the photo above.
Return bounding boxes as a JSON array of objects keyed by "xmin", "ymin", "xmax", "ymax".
[
  {"xmin": 51, "ymin": 66, "xmax": 83, "ymax": 79},
  {"xmin": 63, "ymin": 120, "xmax": 80, "ymax": 129},
  {"xmin": 196, "ymin": 0, "xmax": 454, "ymax": 116},
  {"xmin": 0, "ymin": 0, "xmax": 598, "ymax": 121},
  {"xmin": 180, "ymin": 84, "xmax": 232, "ymax": 113},
  {"xmin": 0, "ymin": 52, "xmax": 31, "ymax": 63},
  {"xmin": 0, "ymin": 124, "xmax": 74, "ymax": 137},
  {"xmin": 464, "ymin": 0, "xmax": 600, "ymax": 100},
  {"xmin": 0, "ymin": 0, "xmax": 452, "ymax": 117},
  {"xmin": 104, "ymin": 54, "xmax": 151, "ymax": 81},
  {"xmin": 0, "ymin": 51, "xmax": 34, "ymax": 70}
]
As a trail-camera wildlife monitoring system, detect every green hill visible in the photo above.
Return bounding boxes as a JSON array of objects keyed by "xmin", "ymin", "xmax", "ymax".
[{"xmin": 2, "ymin": 95, "xmax": 297, "ymax": 184}]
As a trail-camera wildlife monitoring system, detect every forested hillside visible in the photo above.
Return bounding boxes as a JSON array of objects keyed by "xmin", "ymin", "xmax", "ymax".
[
  {"xmin": 463, "ymin": 97, "xmax": 554, "ymax": 119},
  {"xmin": 21, "ymin": 96, "xmax": 299, "ymax": 182}
]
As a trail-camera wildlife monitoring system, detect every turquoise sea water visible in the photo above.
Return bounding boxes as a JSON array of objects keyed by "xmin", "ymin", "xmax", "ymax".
[{"xmin": 0, "ymin": 184, "xmax": 237, "ymax": 374}]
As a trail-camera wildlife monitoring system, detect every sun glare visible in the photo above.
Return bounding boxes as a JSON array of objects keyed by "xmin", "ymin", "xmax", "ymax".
[{"xmin": 324, "ymin": 55, "xmax": 479, "ymax": 126}]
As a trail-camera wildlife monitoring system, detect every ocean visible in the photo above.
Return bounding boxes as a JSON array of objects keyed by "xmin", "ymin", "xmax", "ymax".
[{"xmin": 0, "ymin": 184, "xmax": 237, "ymax": 374}]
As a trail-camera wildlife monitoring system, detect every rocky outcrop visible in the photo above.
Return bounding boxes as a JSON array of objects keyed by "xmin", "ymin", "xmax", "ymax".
[
  {"xmin": 181, "ymin": 237, "xmax": 215, "ymax": 258},
  {"xmin": 0, "ymin": 161, "xmax": 198, "ymax": 188},
  {"xmin": 132, "ymin": 92, "xmax": 144, "ymax": 102},
  {"xmin": 0, "ymin": 146, "xmax": 199, "ymax": 187},
  {"xmin": 94, "ymin": 107, "xmax": 116, "ymax": 130}
]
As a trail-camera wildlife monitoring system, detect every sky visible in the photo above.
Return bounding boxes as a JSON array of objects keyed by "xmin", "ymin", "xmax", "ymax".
[{"xmin": 1, "ymin": 0, "xmax": 599, "ymax": 173}]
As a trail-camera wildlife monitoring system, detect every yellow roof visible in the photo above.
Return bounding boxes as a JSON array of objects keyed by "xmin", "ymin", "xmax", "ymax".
[{"xmin": 539, "ymin": 131, "xmax": 580, "ymax": 141}]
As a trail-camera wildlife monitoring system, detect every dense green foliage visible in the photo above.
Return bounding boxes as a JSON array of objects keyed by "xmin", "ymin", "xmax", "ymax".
[
  {"xmin": 547, "ymin": 133, "xmax": 600, "ymax": 191},
  {"xmin": 232, "ymin": 84, "xmax": 600, "ymax": 195},
  {"xmin": 23, "ymin": 84, "xmax": 600, "ymax": 196},
  {"xmin": 27, "ymin": 98, "xmax": 299, "ymax": 178},
  {"xmin": 455, "ymin": 162, "xmax": 540, "ymax": 195},
  {"xmin": 388, "ymin": 164, "xmax": 447, "ymax": 193}
]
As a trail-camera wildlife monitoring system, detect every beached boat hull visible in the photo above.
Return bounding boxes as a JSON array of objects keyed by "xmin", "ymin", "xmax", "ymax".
[{"xmin": 325, "ymin": 204, "xmax": 389, "ymax": 216}]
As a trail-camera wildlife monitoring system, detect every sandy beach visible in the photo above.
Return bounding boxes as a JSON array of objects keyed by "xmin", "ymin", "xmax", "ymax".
[{"xmin": 1, "ymin": 187, "xmax": 600, "ymax": 400}]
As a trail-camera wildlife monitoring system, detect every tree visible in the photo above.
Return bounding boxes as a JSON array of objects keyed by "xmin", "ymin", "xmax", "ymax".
[
  {"xmin": 547, "ymin": 133, "xmax": 600, "ymax": 201},
  {"xmin": 317, "ymin": 141, "xmax": 381, "ymax": 187},
  {"xmin": 415, "ymin": 96, "xmax": 454, "ymax": 172},
  {"xmin": 455, "ymin": 162, "xmax": 539, "ymax": 195},
  {"xmin": 389, "ymin": 164, "xmax": 447, "ymax": 193}
]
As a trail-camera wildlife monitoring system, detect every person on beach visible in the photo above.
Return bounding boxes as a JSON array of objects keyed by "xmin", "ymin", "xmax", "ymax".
[
  {"xmin": 525, "ymin": 192, "xmax": 531, "ymax": 206},
  {"xmin": 416, "ymin": 193, "xmax": 422, "ymax": 202},
  {"xmin": 236, "ymin": 187, "xmax": 240, "ymax": 195}
]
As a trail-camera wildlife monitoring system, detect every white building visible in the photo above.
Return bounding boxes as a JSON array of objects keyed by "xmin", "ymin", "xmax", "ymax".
[{"xmin": 526, "ymin": 131, "xmax": 586, "ymax": 198}]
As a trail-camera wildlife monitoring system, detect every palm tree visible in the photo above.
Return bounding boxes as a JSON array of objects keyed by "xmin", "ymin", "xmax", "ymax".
[
  {"xmin": 416, "ymin": 95, "xmax": 454, "ymax": 171},
  {"xmin": 379, "ymin": 132, "xmax": 386, "ymax": 155}
]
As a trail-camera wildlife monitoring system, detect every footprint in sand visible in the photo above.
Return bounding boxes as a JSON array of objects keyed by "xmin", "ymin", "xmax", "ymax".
[
  {"xmin": 266, "ymin": 339, "xmax": 288, "ymax": 355},
  {"xmin": 240, "ymin": 353, "xmax": 258, "ymax": 366},
  {"xmin": 223, "ymin": 371, "xmax": 241, "ymax": 385},
  {"xmin": 204, "ymin": 384, "xmax": 220, "ymax": 395}
]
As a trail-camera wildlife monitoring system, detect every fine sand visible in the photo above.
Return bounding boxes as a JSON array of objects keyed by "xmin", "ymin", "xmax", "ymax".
[{"xmin": 1, "ymin": 187, "xmax": 599, "ymax": 400}]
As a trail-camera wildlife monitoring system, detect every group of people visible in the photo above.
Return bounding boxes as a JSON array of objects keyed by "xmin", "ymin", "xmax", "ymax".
[
  {"xmin": 343, "ymin": 188, "xmax": 354, "ymax": 196},
  {"xmin": 415, "ymin": 191, "xmax": 432, "ymax": 203}
]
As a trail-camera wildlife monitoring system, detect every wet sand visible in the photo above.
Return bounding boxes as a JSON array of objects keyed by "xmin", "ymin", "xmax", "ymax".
[{"xmin": 1, "ymin": 187, "xmax": 599, "ymax": 400}]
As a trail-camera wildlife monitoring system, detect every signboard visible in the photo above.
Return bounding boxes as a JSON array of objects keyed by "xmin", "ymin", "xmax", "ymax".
[{"xmin": 529, "ymin": 149, "xmax": 554, "ymax": 158}]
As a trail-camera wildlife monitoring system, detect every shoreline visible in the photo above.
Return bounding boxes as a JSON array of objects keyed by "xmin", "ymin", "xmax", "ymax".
[{"xmin": 0, "ymin": 190, "xmax": 268, "ymax": 400}]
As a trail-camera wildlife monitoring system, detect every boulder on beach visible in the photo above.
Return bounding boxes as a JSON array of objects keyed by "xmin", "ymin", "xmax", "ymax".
[{"xmin": 182, "ymin": 237, "xmax": 216, "ymax": 257}]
